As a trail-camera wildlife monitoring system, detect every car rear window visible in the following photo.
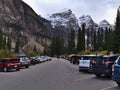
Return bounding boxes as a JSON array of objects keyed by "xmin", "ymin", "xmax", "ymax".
[
  {"xmin": 81, "ymin": 56, "xmax": 95, "ymax": 60},
  {"xmin": 104, "ymin": 56, "xmax": 118, "ymax": 62}
]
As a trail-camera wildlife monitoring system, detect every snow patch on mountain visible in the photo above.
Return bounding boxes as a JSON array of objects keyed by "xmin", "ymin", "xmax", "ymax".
[
  {"xmin": 78, "ymin": 15, "xmax": 98, "ymax": 29},
  {"xmin": 46, "ymin": 9, "xmax": 78, "ymax": 28},
  {"xmin": 99, "ymin": 20, "xmax": 112, "ymax": 29}
]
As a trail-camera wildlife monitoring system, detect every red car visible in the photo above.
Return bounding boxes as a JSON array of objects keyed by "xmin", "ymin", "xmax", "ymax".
[{"xmin": 0, "ymin": 58, "xmax": 21, "ymax": 72}]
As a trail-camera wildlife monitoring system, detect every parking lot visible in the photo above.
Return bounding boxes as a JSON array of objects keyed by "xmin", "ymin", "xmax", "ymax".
[{"xmin": 0, "ymin": 58, "xmax": 119, "ymax": 90}]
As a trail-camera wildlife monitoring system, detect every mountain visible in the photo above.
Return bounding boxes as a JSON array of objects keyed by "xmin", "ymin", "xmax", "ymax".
[
  {"xmin": 46, "ymin": 9, "xmax": 79, "ymax": 44},
  {"xmin": 0, "ymin": 0, "xmax": 53, "ymax": 52},
  {"xmin": 99, "ymin": 20, "xmax": 112, "ymax": 30},
  {"xmin": 78, "ymin": 15, "xmax": 98, "ymax": 29},
  {"xmin": 78, "ymin": 15, "xmax": 98, "ymax": 49}
]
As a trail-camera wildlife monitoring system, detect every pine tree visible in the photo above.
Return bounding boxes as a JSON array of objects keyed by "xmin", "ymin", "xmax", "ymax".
[
  {"xmin": 50, "ymin": 35, "xmax": 64, "ymax": 57},
  {"xmin": 68, "ymin": 30, "xmax": 75, "ymax": 54},
  {"xmin": 0, "ymin": 30, "xmax": 3, "ymax": 49},
  {"xmin": 77, "ymin": 27, "xmax": 83, "ymax": 52},
  {"xmin": 81, "ymin": 24, "xmax": 85, "ymax": 51},
  {"xmin": 2, "ymin": 35, "xmax": 6, "ymax": 49},
  {"xmin": 14, "ymin": 38, "xmax": 19, "ymax": 53},
  {"xmin": 33, "ymin": 46, "xmax": 37, "ymax": 53},
  {"xmin": 111, "ymin": 8, "xmax": 120, "ymax": 53},
  {"xmin": 93, "ymin": 30, "xmax": 97, "ymax": 51},
  {"xmin": 7, "ymin": 36, "xmax": 11, "ymax": 50}
]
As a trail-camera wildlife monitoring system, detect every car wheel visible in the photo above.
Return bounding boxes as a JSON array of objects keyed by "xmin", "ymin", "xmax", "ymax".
[
  {"xmin": 3, "ymin": 67, "xmax": 8, "ymax": 72},
  {"xmin": 116, "ymin": 81, "xmax": 120, "ymax": 86},
  {"xmin": 26, "ymin": 66, "xmax": 29, "ymax": 68},
  {"xmin": 16, "ymin": 68, "xmax": 20, "ymax": 71},
  {"xmin": 95, "ymin": 74, "xmax": 101, "ymax": 77}
]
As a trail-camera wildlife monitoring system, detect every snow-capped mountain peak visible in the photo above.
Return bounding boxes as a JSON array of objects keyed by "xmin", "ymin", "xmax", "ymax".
[
  {"xmin": 78, "ymin": 15, "xmax": 97, "ymax": 29},
  {"xmin": 46, "ymin": 9, "xmax": 78, "ymax": 28},
  {"xmin": 99, "ymin": 20, "xmax": 111, "ymax": 29},
  {"xmin": 58, "ymin": 8, "xmax": 72, "ymax": 14}
]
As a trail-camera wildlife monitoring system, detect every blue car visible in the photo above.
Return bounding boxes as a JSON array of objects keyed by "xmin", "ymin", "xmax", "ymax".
[{"xmin": 112, "ymin": 56, "xmax": 120, "ymax": 86}]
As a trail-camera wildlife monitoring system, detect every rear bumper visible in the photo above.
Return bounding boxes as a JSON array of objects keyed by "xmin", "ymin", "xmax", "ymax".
[
  {"xmin": 112, "ymin": 73, "xmax": 120, "ymax": 82},
  {"xmin": 79, "ymin": 66, "xmax": 92, "ymax": 72},
  {"xmin": 92, "ymin": 68, "xmax": 112, "ymax": 75}
]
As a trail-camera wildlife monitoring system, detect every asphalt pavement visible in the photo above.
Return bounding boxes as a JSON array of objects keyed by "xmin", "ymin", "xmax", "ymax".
[{"xmin": 0, "ymin": 58, "xmax": 119, "ymax": 90}]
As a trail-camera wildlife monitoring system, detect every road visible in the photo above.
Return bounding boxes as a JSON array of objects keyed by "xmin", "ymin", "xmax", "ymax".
[{"xmin": 0, "ymin": 58, "xmax": 119, "ymax": 90}]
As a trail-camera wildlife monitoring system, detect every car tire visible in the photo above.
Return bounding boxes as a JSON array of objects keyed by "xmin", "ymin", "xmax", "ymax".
[
  {"xmin": 116, "ymin": 81, "xmax": 120, "ymax": 86},
  {"xmin": 95, "ymin": 74, "xmax": 101, "ymax": 77},
  {"xmin": 26, "ymin": 66, "xmax": 29, "ymax": 68},
  {"xmin": 16, "ymin": 68, "xmax": 20, "ymax": 71},
  {"xmin": 3, "ymin": 67, "xmax": 8, "ymax": 72}
]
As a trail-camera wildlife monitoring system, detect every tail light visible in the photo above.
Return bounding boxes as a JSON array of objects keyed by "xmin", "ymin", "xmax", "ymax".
[
  {"xmin": 102, "ymin": 61, "xmax": 112, "ymax": 65},
  {"xmin": 112, "ymin": 65, "xmax": 114, "ymax": 72}
]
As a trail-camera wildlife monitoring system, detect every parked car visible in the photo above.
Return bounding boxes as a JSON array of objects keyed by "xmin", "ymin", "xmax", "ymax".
[
  {"xmin": 30, "ymin": 57, "xmax": 38, "ymax": 65},
  {"xmin": 0, "ymin": 58, "xmax": 21, "ymax": 72},
  {"xmin": 19, "ymin": 57, "xmax": 30, "ymax": 68},
  {"xmin": 69, "ymin": 55, "xmax": 80, "ymax": 64},
  {"xmin": 92, "ymin": 54, "xmax": 119, "ymax": 77},
  {"xmin": 16, "ymin": 53, "xmax": 30, "ymax": 68},
  {"xmin": 79, "ymin": 54, "xmax": 103, "ymax": 72},
  {"xmin": 112, "ymin": 56, "xmax": 120, "ymax": 86}
]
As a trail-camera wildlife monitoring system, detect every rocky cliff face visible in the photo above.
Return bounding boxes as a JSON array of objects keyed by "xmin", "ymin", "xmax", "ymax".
[
  {"xmin": 46, "ymin": 9, "xmax": 79, "ymax": 44},
  {"xmin": 0, "ymin": 0, "xmax": 53, "ymax": 52}
]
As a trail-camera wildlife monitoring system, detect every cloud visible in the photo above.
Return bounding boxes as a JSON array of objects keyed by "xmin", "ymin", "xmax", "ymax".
[{"xmin": 22, "ymin": 0, "xmax": 120, "ymax": 24}]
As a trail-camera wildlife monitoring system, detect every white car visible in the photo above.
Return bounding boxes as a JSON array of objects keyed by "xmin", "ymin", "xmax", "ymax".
[{"xmin": 79, "ymin": 54, "xmax": 103, "ymax": 72}]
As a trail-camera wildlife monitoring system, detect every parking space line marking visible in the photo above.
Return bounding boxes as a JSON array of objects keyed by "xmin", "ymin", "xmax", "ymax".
[
  {"xmin": 100, "ymin": 84, "xmax": 117, "ymax": 90},
  {"xmin": 76, "ymin": 77, "xmax": 93, "ymax": 81}
]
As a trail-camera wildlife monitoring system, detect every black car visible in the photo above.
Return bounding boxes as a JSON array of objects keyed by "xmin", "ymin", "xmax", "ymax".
[
  {"xmin": 69, "ymin": 56, "xmax": 81, "ymax": 64},
  {"xmin": 92, "ymin": 54, "xmax": 119, "ymax": 77}
]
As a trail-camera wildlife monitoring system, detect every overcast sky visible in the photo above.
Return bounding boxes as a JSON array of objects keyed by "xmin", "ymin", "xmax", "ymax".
[{"xmin": 22, "ymin": 0, "xmax": 120, "ymax": 24}]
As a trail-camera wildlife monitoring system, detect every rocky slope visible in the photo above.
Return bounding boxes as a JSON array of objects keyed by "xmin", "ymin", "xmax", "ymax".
[{"xmin": 0, "ymin": 0, "xmax": 53, "ymax": 52}]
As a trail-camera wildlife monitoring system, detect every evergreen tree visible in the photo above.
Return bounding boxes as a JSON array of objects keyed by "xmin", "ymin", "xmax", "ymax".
[
  {"xmin": 68, "ymin": 30, "xmax": 75, "ymax": 54},
  {"xmin": 50, "ymin": 35, "xmax": 64, "ymax": 57},
  {"xmin": 97, "ymin": 28, "xmax": 103, "ymax": 51},
  {"xmin": 111, "ymin": 8, "xmax": 120, "ymax": 53},
  {"xmin": 7, "ymin": 36, "xmax": 11, "ymax": 50},
  {"xmin": 81, "ymin": 24, "xmax": 85, "ymax": 51},
  {"xmin": 33, "ymin": 46, "xmax": 37, "ymax": 53},
  {"xmin": 93, "ymin": 30, "xmax": 97, "ymax": 51},
  {"xmin": 14, "ymin": 38, "xmax": 19, "ymax": 53},
  {"xmin": 50, "ymin": 36, "xmax": 56, "ymax": 56},
  {"xmin": 2, "ymin": 35, "xmax": 6, "ymax": 49},
  {"xmin": 77, "ymin": 27, "xmax": 83, "ymax": 52},
  {"xmin": 0, "ymin": 30, "xmax": 3, "ymax": 49}
]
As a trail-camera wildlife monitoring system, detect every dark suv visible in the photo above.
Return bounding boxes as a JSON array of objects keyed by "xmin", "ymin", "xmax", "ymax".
[
  {"xmin": 0, "ymin": 58, "xmax": 21, "ymax": 72},
  {"xmin": 92, "ymin": 54, "xmax": 119, "ymax": 77}
]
